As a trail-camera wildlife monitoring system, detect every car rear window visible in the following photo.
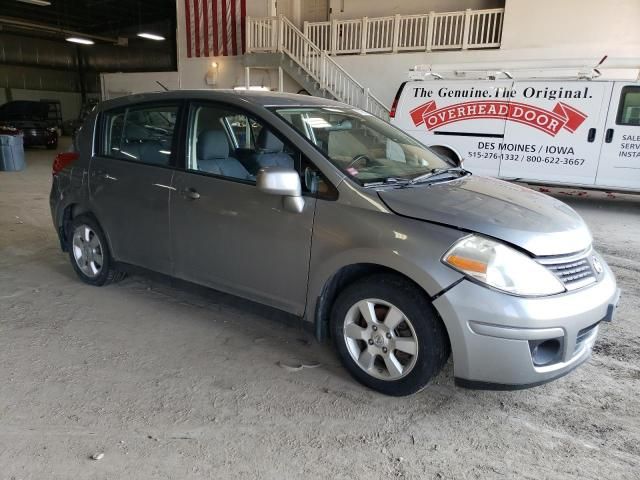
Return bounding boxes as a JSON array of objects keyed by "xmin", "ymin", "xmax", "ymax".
[{"xmin": 100, "ymin": 103, "xmax": 179, "ymax": 166}]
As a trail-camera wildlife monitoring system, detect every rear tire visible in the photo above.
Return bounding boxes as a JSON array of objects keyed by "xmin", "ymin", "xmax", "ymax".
[
  {"xmin": 67, "ymin": 215, "xmax": 125, "ymax": 286},
  {"xmin": 331, "ymin": 274, "xmax": 449, "ymax": 396}
]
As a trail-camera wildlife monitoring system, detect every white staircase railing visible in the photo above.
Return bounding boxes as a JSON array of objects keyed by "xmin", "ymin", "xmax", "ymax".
[
  {"xmin": 246, "ymin": 16, "xmax": 390, "ymax": 119},
  {"xmin": 304, "ymin": 8, "xmax": 504, "ymax": 55}
]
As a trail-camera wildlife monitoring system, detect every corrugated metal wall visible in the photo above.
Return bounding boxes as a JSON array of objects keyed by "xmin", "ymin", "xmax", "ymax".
[
  {"xmin": 0, "ymin": 32, "xmax": 175, "ymax": 93},
  {"xmin": 0, "ymin": 34, "xmax": 77, "ymax": 69},
  {"xmin": 0, "ymin": 65, "xmax": 98, "ymax": 93}
]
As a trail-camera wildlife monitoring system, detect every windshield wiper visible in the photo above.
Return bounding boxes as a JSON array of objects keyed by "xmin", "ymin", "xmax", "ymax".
[
  {"xmin": 407, "ymin": 167, "xmax": 469, "ymax": 186},
  {"xmin": 363, "ymin": 177, "xmax": 411, "ymax": 187}
]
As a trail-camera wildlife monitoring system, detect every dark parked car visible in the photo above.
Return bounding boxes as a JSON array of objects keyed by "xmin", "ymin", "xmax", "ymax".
[{"xmin": 0, "ymin": 101, "xmax": 58, "ymax": 149}]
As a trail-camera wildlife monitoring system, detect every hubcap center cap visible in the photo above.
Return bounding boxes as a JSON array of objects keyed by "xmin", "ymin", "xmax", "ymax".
[{"xmin": 372, "ymin": 333, "xmax": 386, "ymax": 347}]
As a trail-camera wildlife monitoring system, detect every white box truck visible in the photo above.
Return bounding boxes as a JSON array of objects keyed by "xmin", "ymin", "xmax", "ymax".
[{"xmin": 389, "ymin": 74, "xmax": 640, "ymax": 191}]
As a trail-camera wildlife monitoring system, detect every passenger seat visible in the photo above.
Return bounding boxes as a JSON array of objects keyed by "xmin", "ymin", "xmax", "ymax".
[
  {"xmin": 196, "ymin": 130, "xmax": 253, "ymax": 180},
  {"xmin": 251, "ymin": 129, "xmax": 294, "ymax": 170}
]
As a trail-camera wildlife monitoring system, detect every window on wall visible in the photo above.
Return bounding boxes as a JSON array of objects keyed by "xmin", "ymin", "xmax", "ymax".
[
  {"xmin": 101, "ymin": 103, "xmax": 179, "ymax": 165},
  {"xmin": 617, "ymin": 86, "xmax": 640, "ymax": 126}
]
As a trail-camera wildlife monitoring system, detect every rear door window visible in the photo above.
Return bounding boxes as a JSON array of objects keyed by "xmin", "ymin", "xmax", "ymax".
[
  {"xmin": 101, "ymin": 103, "xmax": 179, "ymax": 166},
  {"xmin": 617, "ymin": 86, "xmax": 640, "ymax": 126}
]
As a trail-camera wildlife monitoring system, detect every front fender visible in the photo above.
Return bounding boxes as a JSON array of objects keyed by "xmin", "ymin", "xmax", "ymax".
[{"xmin": 304, "ymin": 199, "xmax": 466, "ymax": 326}]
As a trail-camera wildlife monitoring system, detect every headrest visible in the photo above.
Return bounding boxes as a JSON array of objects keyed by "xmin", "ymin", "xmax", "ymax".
[
  {"xmin": 257, "ymin": 129, "xmax": 284, "ymax": 153},
  {"xmin": 197, "ymin": 130, "xmax": 229, "ymax": 160}
]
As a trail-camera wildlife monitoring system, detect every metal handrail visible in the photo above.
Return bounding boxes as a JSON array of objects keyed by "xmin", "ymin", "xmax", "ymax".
[{"xmin": 247, "ymin": 16, "xmax": 390, "ymax": 119}]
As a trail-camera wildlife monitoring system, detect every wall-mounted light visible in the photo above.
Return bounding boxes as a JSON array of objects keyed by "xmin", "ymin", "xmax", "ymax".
[
  {"xmin": 137, "ymin": 32, "xmax": 165, "ymax": 41},
  {"xmin": 205, "ymin": 61, "xmax": 219, "ymax": 86},
  {"xmin": 66, "ymin": 37, "xmax": 94, "ymax": 45}
]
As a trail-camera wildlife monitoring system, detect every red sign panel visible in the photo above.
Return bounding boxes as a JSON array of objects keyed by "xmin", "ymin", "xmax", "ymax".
[{"xmin": 410, "ymin": 100, "xmax": 587, "ymax": 136}]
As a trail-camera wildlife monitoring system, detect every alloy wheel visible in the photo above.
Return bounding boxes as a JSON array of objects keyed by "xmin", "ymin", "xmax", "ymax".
[
  {"xmin": 343, "ymin": 298, "xmax": 419, "ymax": 381},
  {"xmin": 72, "ymin": 224, "xmax": 104, "ymax": 278}
]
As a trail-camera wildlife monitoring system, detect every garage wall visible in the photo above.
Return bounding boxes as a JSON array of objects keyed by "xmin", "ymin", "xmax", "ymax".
[
  {"xmin": 100, "ymin": 71, "xmax": 181, "ymax": 100},
  {"xmin": 174, "ymin": 0, "xmax": 301, "ymax": 92},
  {"xmin": 501, "ymin": 0, "xmax": 640, "ymax": 51},
  {"xmin": 112, "ymin": 0, "xmax": 640, "ymax": 109}
]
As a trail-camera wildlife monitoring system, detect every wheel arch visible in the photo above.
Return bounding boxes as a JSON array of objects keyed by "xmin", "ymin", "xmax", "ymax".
[
  {"xmin": 429, "ymin": 144, "xmax": 463, "ymax": 166},
  {"xmin": 311, "ymin": 261, "xmax": 451, "ymax": 353},
  {"xmin": 57, "ymin": 203, "xmax": 114, "ymax": 257}
]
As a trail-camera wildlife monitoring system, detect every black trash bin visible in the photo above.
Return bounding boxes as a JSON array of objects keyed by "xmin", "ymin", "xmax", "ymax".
[{"xmin": 0, "ymin": 131, "xmax": 25, "ymax": 172}]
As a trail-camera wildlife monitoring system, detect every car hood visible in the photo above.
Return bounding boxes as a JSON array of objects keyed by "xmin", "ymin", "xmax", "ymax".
[{"xmin": 377, "ymin": 175, "xmax": 591, "ymax": 256}]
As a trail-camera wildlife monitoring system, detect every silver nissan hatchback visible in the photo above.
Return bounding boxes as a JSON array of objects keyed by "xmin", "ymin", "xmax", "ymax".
[{"xmin": 50, "ymin": 91, "xmax": 619, "ymax": 396}]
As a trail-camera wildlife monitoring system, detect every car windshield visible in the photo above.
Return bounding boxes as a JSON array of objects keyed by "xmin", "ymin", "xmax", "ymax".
[{"xmin": 271, "ymin": 106, "xmax": 453, "ymax": 185}]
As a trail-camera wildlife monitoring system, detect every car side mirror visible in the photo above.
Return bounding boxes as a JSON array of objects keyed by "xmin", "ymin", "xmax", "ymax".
[{"xmin": 256, "ymin": 167, "xmax": 305, "ymax": 213}]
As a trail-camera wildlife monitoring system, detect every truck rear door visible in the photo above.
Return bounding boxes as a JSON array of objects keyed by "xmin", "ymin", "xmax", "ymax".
[
  {"xmin": 498, "ymin": 80, "xmax": 611, "ymax": 187},
  {"xmin": 595, "ymin": 82, "xmax": 640, "ymax": 190}
]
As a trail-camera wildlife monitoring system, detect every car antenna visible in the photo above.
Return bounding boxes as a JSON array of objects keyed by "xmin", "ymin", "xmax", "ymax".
[{"xmin": 156, "ymin": 81, "xmax": 169, "ymax": 91}]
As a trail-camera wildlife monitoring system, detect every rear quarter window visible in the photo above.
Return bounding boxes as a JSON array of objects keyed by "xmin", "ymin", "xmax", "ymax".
[{"xmin": 99, "ymin": 103, "xmax": 179, "ymax": 166}]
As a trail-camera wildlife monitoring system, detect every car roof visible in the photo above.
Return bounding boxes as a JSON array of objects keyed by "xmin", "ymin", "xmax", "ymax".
[{"xmin": 98, "ymin": 90, "xmax": 348, "ymax": 111}]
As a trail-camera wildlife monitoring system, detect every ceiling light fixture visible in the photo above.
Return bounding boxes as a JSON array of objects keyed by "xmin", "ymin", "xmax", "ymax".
[
  {"xmin": 66, "ymin": 37, "xmax": 95, "ymax": 45},
  {"xmin": 16, "ymin": 0, "xmax": 52, "ymax": 5},
  {"xmin": 137, "ymin": 32, "xmax": 165, "ymax": 41}
]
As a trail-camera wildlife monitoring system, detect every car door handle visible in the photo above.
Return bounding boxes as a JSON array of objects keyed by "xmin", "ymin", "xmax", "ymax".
[
  {"xmin": 605, "ymin": 128, "xmax": 614, "ymax": 143},
  {"xmin": 587, "ymin": 128, "xmax": 596, "ymax": 143},
  {"xmin": 181, "ymin": 188, "xmax": 200, "ymax": 200}
]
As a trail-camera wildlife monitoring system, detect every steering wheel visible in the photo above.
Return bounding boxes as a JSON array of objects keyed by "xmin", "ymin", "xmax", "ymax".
[{"xmin": 346, "ymin": 154, "xmax": 371, "ymax": 169}]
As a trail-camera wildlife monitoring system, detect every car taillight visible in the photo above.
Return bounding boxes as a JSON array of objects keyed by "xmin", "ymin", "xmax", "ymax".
[
  {"xmin": 389, "ymin": 81, "xmax": 407, "ymax": 119},
  {"xmin": 52, "ymin": 152, "xmax": 79, "ymax": 176}
]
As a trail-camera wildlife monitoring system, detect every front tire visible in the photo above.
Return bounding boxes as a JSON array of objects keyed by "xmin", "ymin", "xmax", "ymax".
[
  {"xmin": 67, "ymin": 215, "xmax": 125, "ymax": 286},
  {"xmin": 331, "ymin": 274, "xmax": 449, "ymax": 396}
]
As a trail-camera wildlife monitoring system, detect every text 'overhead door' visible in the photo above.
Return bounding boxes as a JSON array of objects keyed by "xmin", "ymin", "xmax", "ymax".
[
  {"xmin": 499, "ymin": 81, "xmax": 611, "ymax": 186},
  {"xmin": 400, "ymin": 80, "xmax": 514, "ymax": 178}
]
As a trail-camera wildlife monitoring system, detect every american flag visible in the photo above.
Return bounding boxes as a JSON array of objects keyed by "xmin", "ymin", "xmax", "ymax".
[{"xmin": 184, "ymin": 0, "xmax": 246, "ymax": 57}]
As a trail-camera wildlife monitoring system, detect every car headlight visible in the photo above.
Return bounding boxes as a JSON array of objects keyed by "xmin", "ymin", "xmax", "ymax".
[
  {"xmin": 47, "ymin": 127, "xmax": 57, "ymax": 133},
  {"xmin": 442, "ymin": 235, "xmax": 565, "ymax": 296}
]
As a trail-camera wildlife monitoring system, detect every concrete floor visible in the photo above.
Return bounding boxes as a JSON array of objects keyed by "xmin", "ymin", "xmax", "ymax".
[{"xmin": 1, "ymin": 140, "xmax": 639, "ymax": 479}]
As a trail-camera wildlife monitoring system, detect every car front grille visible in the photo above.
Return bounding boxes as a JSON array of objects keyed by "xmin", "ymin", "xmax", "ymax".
[{"xmin": 537, "ymin": 250, "xmax": 597, "ymax": 291}]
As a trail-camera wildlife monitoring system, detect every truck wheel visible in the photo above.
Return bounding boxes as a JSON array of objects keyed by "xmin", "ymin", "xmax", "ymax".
[
  {"xmin": 331, "ymin": 274, "xmax": 449, "ymax": 396},
  {"xmin": 68, "ymin": 215, "xmax": 125, "ymax": 286}
]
